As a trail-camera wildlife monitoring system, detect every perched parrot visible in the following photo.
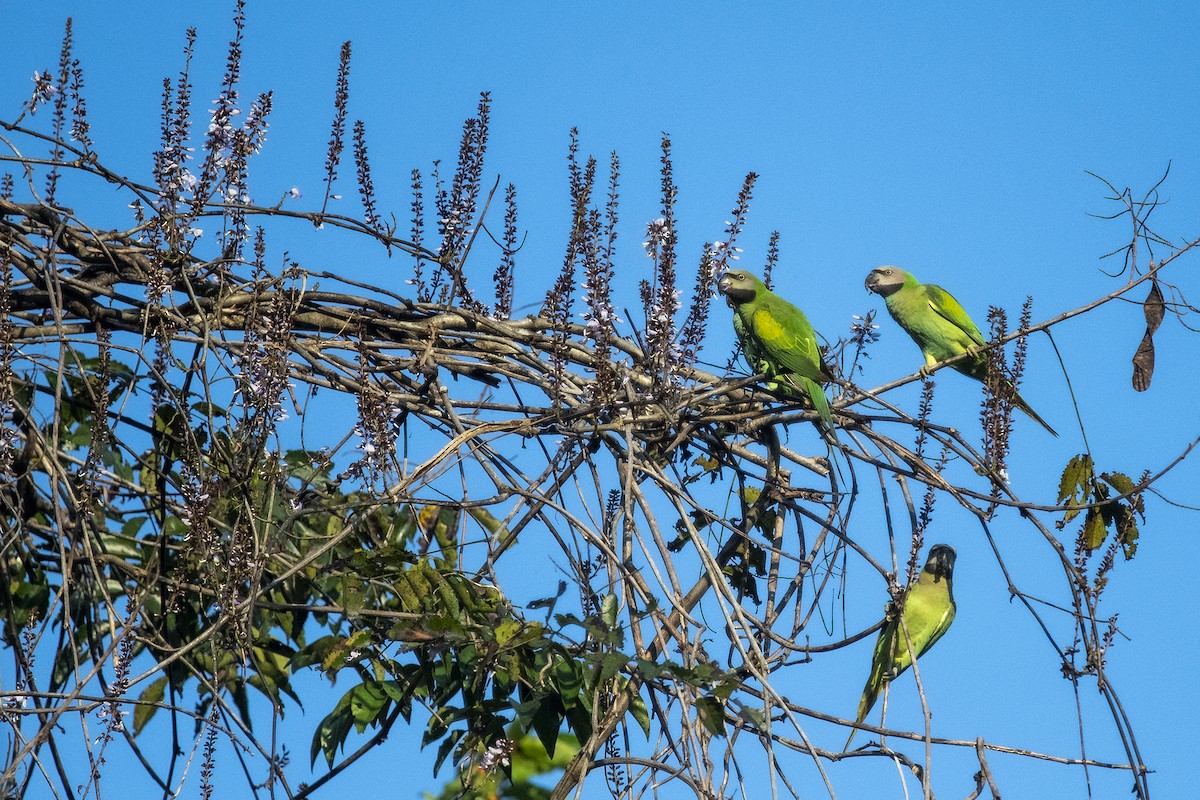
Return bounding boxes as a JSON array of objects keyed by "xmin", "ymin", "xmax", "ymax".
[
  {"xmin": 845, "ymin": 544, "xmax": 957, "ymax": 749},
  {"xmin": 717, "ymin": 269, "xmax": 836, "ymax": 433},
  {"xmin": 864, "ymin": 266, "xmax": 1057, "ymax": 436}
]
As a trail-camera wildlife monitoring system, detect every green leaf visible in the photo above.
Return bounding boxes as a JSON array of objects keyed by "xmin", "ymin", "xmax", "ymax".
[
  {"xmin": 151, "ymin": 405, "xmax": 185, "ymax": 460},
  {"xmin": 1083, "ymin": 508, "xmax": 1107, "ymax": 550},
  {"xmin": 667, "ymin": 526, "xmax": 691, "ymax": 553},
  {"xmin": 426, "ymin": 569, "xmax": 461, "ymax": 618},
  {"xmin": 553, "ymin": 656, "xmax": 583, "ymax": 708},
  {"xmin": 521, "ymin": 731, "xmax": 580, "ymax": 774},
  {"xmin": 494, "ymin": 618, "xmax": 521, "ymax": 647},
  {"xmin": 628, "ymin": 689, "xmax": 651, "ymax": 736},
  {"xmin": 564, "ymin": 700, "xmax": 593, "ymax": 744},
  {"xmin": 349, "ymin": 681, "xmax": 389, "ymax": 731},
  {"xmin": 228, "ymin": 681, "xmax": 251, "ymax": 729},
  {"xmin": 191, "ymin": 401, "xmax": 228, "ymax": 419},
  {"xmin": 635, "ymin": 658, "xmax": 664, "ymax": 681},
  {"xmin": 467, "ymin": 506, "xmax": 517, "ymax": 550},
  {"xmin": 423, "ymin": 706, "xmax": 453, "ymax": 748},
  {"xmin": 736, "ymin": 705, "xmax": 766, "ymax": 727},
  {"xmin": 531, "ymin": 696, "xmax": 563, "ymax": 757},
  {"xmin": 752, "ymin": 508, "xmax": 777, "ymax": 539},
  {"xmin": 5, "ymin": 575, "xmax": 50, "ymax": 633},
  {"xmin": 695, "ymin": 695, "xmax": 727, "ymax": 737},
  {"xmin": 432, "ymin": 728, "xmax": 466, "ymax": 775},
  {"xmin": 96, "ymin": 532, "xmax": 139, "ymax": 563},
  {"xmin": 320, "ymin": 630, "xmax": 373, "ymax": 673},
  {"xmin": 134, "ymin": 676, "xmax": 168, "ymax": 735},
  {"xmin": 248, "ymin": 641, "xmax": 300, "ymax": 706},
  {"xmin": 553, "ymin": 613, "xmax": 584, "ymax": 630},
  {"xmin": 1115, "ymin": 506, "xmax": 1140, "ymax": 559},
  {"xmin": 120, "ymin": 516, "xmax": 148, "ymax": 537},
  {"xmin": 417, "ymin": 505, "xmax": 461, "ymax": 560},
  {"xmin": 711, "ymin": 679, "xmax": 736, "ymax": 701},
  {"xmin": 378, "ymin": 669, "xmax": 418, "ymax": 710},
  {"xmin": 311, "ymin": 698, "xmax": 353, "ymax": 768},
  {"xmin": 597, "ymin": 652, "xmax": 628, "ymax": 685},
  {"xmin": 1058, "ymin": 454, "xmax": 1093, "ymax": 524},
  {"xmin": 291, "ymin": 635, "xmax": 343, "ymax": 672},
  {"xmin": 1101, "ymin": 471, "xmax": 1135, "ymax": 496},
  {"xmin": 600, "ymin": 593, "xmax": 619, "ymax": 630}
]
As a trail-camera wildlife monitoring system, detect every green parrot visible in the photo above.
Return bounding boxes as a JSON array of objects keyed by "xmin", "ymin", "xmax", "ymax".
[
  {"xmin": 845, "ymin": 544, "xmax": 957, "ymax": 749},
  {"xmin": 864, "ymin": 266, "xmax": 1057, "ymax": 437},
  {"xmin": 717, "ymin": 269, "xmax": 835, "ymax": 433}
]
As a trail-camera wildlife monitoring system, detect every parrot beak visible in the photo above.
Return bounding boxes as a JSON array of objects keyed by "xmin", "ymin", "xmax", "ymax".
[
  {"xmin": 717, "ymin": 275, "xmax": 732, "ymax": 296},
  {"xmin": 864, "ymin": 271, "xmax": 879, "ymax": 294}
]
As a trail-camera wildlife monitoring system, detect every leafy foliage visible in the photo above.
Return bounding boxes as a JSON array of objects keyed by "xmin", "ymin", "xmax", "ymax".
[
  {"xmin": 2, "ymin": 10, "xmax": 1196, "ymax": 800},
  {"xmin": 1058, "ymin": 454, "xmax": 1144, "ymax": 558}
]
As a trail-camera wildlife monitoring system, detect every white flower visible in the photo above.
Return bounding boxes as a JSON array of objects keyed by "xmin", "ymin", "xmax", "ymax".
[
  {"xmin": 31, "ymin": 71, "xmax": 58, "ymax": 95},
  {"xmin": 479, "ymin": 739, "xmax": 515, "ymax": 772}
]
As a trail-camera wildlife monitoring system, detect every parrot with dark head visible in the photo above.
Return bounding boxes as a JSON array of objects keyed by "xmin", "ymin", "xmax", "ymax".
[
  {"xmin": 845, "ymin": 544, "xmax": 957, "ymax": 749},
  {"xmin": 718, "ymin": 269, "xmax": 835, "ymax": 433}
]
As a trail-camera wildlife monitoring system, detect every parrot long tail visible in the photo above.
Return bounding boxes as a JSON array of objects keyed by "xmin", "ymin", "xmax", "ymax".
[
  {"xmin": 844, "ymin": 692, "xmax": 877, "ymax": 750},
  {"xmin": 968, "ymin": 359, "xmax": 1059, "ymax": 437},
  {"xmin": 794, "ymin": 376, "xmax": 848, "ymax": 485},
  {"xmin": 797, "ymin": 376, "xmax": 835, "ymax": 436},
  {"xmin": 1013, "ymin": 391, "xmax": 1058, "ymax": 437},
  {"xmin": 766, "ymin": 374, "xmax": 845, "ymax": 482}
]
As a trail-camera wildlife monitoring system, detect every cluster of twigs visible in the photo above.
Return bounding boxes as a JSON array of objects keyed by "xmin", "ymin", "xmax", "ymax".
[{"xmin": 3, "ymin": 7, "xmax": 1196, "ymax": 800}]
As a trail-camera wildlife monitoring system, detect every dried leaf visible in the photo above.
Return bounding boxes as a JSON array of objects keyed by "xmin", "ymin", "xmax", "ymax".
[
  {"xmin": 1133, "ymin": 279, "xmax": 1165, "ymax": 391},
  {"xmin": 1143, "ymin": 279, "xmax": 1165, "ymax": 335},
  {"xmin": 1131, "ymin": 331, "xmax": 1155, "ymax": 392}
]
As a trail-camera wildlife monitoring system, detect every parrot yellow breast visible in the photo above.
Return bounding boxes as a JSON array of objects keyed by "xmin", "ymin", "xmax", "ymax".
[{"xmin": 752, "ymin": 307, "xmax": 785, "ymax": 346}]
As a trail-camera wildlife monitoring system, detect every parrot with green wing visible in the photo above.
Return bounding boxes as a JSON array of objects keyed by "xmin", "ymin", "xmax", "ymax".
[
  {"xmin": 845, "ymin": 544, "xmax": 957, "ymax": 749},
  {"xmin": 864, "ymin": 266, "xmax": 1057, "ymax": 436},
  {"xmin": 717, "ymin": 269, "xmax": 836, "ymax": 434}
]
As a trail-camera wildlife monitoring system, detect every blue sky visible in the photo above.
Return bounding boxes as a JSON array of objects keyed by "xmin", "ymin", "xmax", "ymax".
[{"xmin": 4, "ymin": 2, "xmax": 1199, "ymax": 798}]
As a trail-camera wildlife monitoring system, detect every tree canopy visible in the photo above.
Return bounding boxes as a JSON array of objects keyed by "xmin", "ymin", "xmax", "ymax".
[{"xmin": 1, "ymin": 8, "xmax": 1196, "ymax": 800}]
